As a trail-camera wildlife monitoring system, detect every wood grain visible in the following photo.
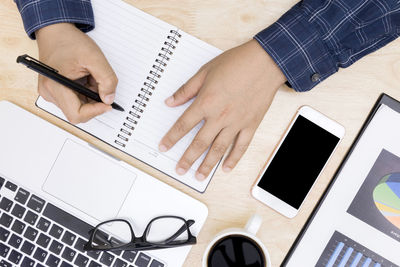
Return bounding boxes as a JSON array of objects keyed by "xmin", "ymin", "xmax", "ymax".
[{"xmin": 1, "ymin": 0, "xmax": 399, "ymax": 266}]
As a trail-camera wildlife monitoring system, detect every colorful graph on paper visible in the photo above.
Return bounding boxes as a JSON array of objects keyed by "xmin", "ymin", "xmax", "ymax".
[
  {"xmin": 348, "ymin": 149, "xmax": 400, "ymax": 242},
  {"xmin": 373, "ymin": 173, "xmax": 400, "ymax": 229},
  {"xmin": 315, "ymin": 231, "xmax": 398, "ymax": 267}
]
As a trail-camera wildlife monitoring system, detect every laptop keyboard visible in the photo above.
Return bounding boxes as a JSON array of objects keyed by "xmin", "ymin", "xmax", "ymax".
[{"xmin": 0, "ymin": 176, "xmax": 165, "ymax": 267}]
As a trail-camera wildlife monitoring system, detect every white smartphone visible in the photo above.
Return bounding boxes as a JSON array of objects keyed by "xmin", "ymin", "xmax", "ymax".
[{"xmin": 251, "ymin": 106, "xmax": 345, "ymax": 218}]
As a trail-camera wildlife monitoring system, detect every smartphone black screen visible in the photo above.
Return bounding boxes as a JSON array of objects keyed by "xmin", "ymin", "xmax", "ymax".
[{"xmin": 257, "ymin": 115, "xmax": 340, "ymax": 209}]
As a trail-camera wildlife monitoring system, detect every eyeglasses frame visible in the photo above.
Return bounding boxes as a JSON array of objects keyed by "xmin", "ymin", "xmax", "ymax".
[{"xmin": 84, "ymin": 215, "xmax": 197, "ymax": 252}]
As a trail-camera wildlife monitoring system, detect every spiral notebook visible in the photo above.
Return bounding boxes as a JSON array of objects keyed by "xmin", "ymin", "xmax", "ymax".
[{"xmin": 36, "ymin": 0, "xmax": 222, "ymax": 193}]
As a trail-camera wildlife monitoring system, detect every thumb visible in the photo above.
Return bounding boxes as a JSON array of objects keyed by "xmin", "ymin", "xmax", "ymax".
[
  {"xmin": 165, "ymin": 68, "xmax": 206, "ymax": 107},
  {"xmin": 85, "ymin": 53, "xmax": 118, "ymax": 105}
]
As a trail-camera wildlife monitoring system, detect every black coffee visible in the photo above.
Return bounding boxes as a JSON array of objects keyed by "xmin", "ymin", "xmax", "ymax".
[{"xmin": 207, "ymin": 235, "xmax": 266, "ymax": 267}]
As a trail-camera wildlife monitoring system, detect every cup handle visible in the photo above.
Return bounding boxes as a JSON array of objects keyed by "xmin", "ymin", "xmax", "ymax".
[{"xmin": 245, "ymin": 214, "xmax": 262, "ymax": 236}]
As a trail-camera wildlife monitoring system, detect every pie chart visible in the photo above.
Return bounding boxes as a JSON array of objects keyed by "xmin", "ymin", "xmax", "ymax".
[{"xmin": 373, "ymin": 173, "xmax": 400, "ymax": 229}]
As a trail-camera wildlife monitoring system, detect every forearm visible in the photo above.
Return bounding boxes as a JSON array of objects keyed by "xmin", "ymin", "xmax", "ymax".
[
  {"xmin": 14, "ymin": 0, "xmax": 95, "ymax": 40},
  {"xmin": 255, "ymin": 0, "xmax": 400, "ymax": 92}
]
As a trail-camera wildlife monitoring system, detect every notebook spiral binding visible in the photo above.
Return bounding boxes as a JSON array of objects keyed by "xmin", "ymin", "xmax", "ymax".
[{"xmin": 114, "ymin": 29, "xmax": 182, "ymax": 148}]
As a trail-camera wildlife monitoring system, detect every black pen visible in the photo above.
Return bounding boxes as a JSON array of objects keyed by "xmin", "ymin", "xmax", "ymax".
[{"xmin": 16, "ymin": 54, "xmax": 124, "ymax": 112}]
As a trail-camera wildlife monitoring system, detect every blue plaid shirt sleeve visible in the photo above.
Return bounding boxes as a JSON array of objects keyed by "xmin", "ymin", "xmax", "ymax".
[
  {"xmin": 255, "ymin": 0, "xmax": 400, "ymax": 92},
  {"xmin": 14, "ymin": 0, "xmax": 94, "ymax": 40}
]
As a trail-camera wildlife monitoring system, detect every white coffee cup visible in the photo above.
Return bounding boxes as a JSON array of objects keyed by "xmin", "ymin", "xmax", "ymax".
[{"xmin": 202, "ymin": 214, "xmax": 271, "ymax": 267}]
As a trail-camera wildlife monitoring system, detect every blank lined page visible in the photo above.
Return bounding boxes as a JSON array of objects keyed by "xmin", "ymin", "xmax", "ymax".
[{"xmin": 87, "ymin": 0, "xmax": 173, "ymax": 133}]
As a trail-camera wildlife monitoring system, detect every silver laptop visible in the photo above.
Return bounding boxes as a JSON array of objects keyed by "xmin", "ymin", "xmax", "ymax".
[{"xmin": 0, "ymin": 101, "xmax": 208, "ymax": 267}]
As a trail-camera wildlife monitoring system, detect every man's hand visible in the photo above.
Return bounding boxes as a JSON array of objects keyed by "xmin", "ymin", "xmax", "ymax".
[
  {"xmin": 36, "ymin": 23, "xmax": 118, "ymax": 124},
  {"xmin": 159, "ymin": 39, "xmax": 286, "ymax": 180}
]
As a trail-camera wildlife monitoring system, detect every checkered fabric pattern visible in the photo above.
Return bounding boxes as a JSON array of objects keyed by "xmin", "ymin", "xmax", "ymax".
[
  {"xmin": 255, "ymin": 0, "xmax": 400, "ymax": 92},
  {"xmin": 14, "ymin": 0, "xmax": 94, "ymax": 40}
]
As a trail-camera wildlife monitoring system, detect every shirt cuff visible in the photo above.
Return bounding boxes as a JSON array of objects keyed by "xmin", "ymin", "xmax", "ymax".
[
  {"xmin": 15, "ymin": 0, "xmax": 95, "ymax": 40},
  {"xmin": 254, "ymin": 3, "xmax": 337, "ymax": 92}
]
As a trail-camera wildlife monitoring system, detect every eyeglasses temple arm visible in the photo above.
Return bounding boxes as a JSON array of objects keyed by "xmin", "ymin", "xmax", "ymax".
[{"xmin": 164, "ymin": 220, "xmax": 195, "ymax": 244}]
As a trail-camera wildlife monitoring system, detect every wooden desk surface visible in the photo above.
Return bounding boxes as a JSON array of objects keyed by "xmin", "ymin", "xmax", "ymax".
[{"xmin": 1, "ymin": 0, "xmax": 399, "ymax": 266}]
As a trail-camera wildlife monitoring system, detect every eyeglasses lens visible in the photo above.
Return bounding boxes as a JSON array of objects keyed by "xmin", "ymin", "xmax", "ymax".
[
  {"xmin": 92, "ymin": 220, "xmax": 132, "ymax": 249},
  {"xmin": 146, "ymin": 217, "xmax": 189, "ymax": 244}
]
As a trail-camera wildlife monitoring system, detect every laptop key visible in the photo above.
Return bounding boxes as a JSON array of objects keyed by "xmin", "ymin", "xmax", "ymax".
[
  {"xmin": 49, "ymin": 240, "xmax": 64, "ymax": 255},
  {"xmin": 33, "ymin": 247, "xmax": 48, "ymax": 262},
  {"xmin": 21, "ymin": 240, "xmax": 35, "ymax": 255},
  {"xmin": 113, "ymin": 258, "xmax": 128, "ymax": 267},
  {"xmin": 109, "ymin": 238, "xmax": 122, "ymax": 256},
  {"xmin": 150, "ymin": 259, "xmax": 164, "ymax": 267},
  {"xmin": 4, "ymin": 181, "xmax": 17, "ymax": 192},
  {"xmin": 0, "ymin": 197, "xmax": 13, "ymax": 212},
  {"xmin": 100, "ymin": 252, "xmax": 114, "ymax": 266},
  {"xmin": 21, "ymin": 256, "xmax": 35, "ymax": 267},
  {"xmin": 62, "ymin": 231, "xmax": 76, "ymax": 246},
  {"xmin": 87, "ymin": 250, "xmax": 101, "ymax": 260},
  {"xmin": 49, "ymin": 224, "xmax": 64, "ymax": 239},
  {"xmin": 36, "ymin": 233, "xmax": 51, "ymax": 248},
  {"xmin": 122, "ymin": 250, "xmax": 137, "ymax": 262},
  {"xmin": 46, "ymin": 254, "xmax": 61, "ymax": 267},
  {"xmin": 88, "ymin": 261, "xmax": 102, "ymax": 267},
  {"xmin": 0, "ymin": 177, "xmax": 4, "ymax": 189},
  {"xmin": 27, "ymin": 195, "xmax": 46, "ymax": 213},
  {"xmin": 0, "ymin": 226, "xmax": 10, "ymax": 241},
  {"xmin": 24, "ymin": 226, "xmax": 39, "ymax": 241},
  {"xmin": 0, "ymin": 213, "xmax": 13, "ymax": 227},
  {"xmin": 74, "ymin": 237, "xmax": 87, "ymax": 252},
  {"xmin": 14, "ymin": 188, "xmax": 30, "ymax": 205},
  {"xmin": 74, "ymin": 253, "xmax": 89, "ymax": 267},
  {"xmin": 8, "ymin": 233, "xmax": 23, "ymax": 249},
  {"xmin": 135, "ymin": 253, "xmax": 151, "ymax": 267},
  {"xmin": 62, "ymin": 246, "xmax": 77, "ymax": 262},
  {"xmin": 24, "ymin": 210, "xmax": 39, "ymax": 225},
  {"xmin": 11, "ymin": 203, "xmax": 26, "ymax": 218},
  {"xmin": 0, "ymin": 259, "xmax": 13, "ymax": 267},
  {"xmin": 60, "ymin": 261, "xmax": 74, "ymax": 267},
  {"xmin": 11, "ymin": 219, "xmax": 26, "ymax": 234},
  {"xmin": 8, "ymin": 249, "xmax": 23, "ymax": 264},
  {"xmin": 0, "ymin": 243, "xmax": 10, "ymax": 257},
  {"xmin": 36, "ymin": 217, "xmax": 51, "ymax": 232}
]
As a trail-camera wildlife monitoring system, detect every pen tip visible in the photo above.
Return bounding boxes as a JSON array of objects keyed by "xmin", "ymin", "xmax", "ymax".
[{"xmin": 112, "ymin": 103, "xmax": 124, "ymax": 112}]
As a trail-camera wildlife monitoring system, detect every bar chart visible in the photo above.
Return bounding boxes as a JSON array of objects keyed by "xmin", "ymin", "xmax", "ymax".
[{"xmin": 316, "ymin": 231, "xmax": 398, "ymax": 267}]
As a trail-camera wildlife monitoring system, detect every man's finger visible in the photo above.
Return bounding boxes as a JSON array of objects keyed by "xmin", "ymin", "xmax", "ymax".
[
  {"xmin": 175, "ymin": 121, "xmax": 220, "ymax": 175},
  {"xmin": 51, "ymin": 82, "xmax": 110, "ymax": 124},
  {"xmin": 77, "ymin": 102, "xmax": 112, "ymax": 123},
  {"xmin": 38, "ymin": 77, "xmax": 56, "ymax": 103},
  {"xmin": 222, "ymin": 128, "xmax": 255, "ymax": 172},
  {"xmin": 165, "ymin": 68, "xmax": 207, "ymax": 107},
  {"xmin": 196, "ymin": 128, "xmax": 236, "ymax": 180},
  {"xmin": 159, "ymin": 104, "xmax": 203, "ymax": 152},
  {"xmin": 85, "ymin": 51, "xmax": 118, "ymax": 105}
]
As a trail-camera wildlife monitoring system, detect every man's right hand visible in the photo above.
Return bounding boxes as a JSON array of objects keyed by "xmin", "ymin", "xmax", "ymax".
[{"xmin": 36, "ymin": 23, "xmax": 118, "ymax": 124}]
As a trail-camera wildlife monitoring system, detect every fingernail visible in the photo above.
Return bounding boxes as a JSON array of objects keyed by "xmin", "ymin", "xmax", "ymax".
[
  {"xmin": 223, "ymin": 166, "xmax": 232, "ymax": 173},
  {"xmin": 196, "ymin": 172, "xmax": 206, "ymax": 180},
  {"xmin": 176, "ymin": 167, "xmax": 186, "ymax": 175},
  {"xmin": 104, "ymin": 94, "xmax": 115, "ymax": 104},
  {"xmin": 165, "ymin": 96, "xmax": 174, "ymax": 106},
  {"xmin": 159, "ymin": 144, "xmax": 168, "ymax": 152}
]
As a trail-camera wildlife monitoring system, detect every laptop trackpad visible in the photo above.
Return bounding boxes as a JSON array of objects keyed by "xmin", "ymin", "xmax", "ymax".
[{"xmin": 43, "ymin": 139, "xmax": 136, "ymax": 221}]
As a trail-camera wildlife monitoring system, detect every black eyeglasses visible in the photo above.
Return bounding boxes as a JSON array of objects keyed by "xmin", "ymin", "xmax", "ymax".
[{"xmin": 84, "ymin": 216, "xmax": 197, "ymax": 252}]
